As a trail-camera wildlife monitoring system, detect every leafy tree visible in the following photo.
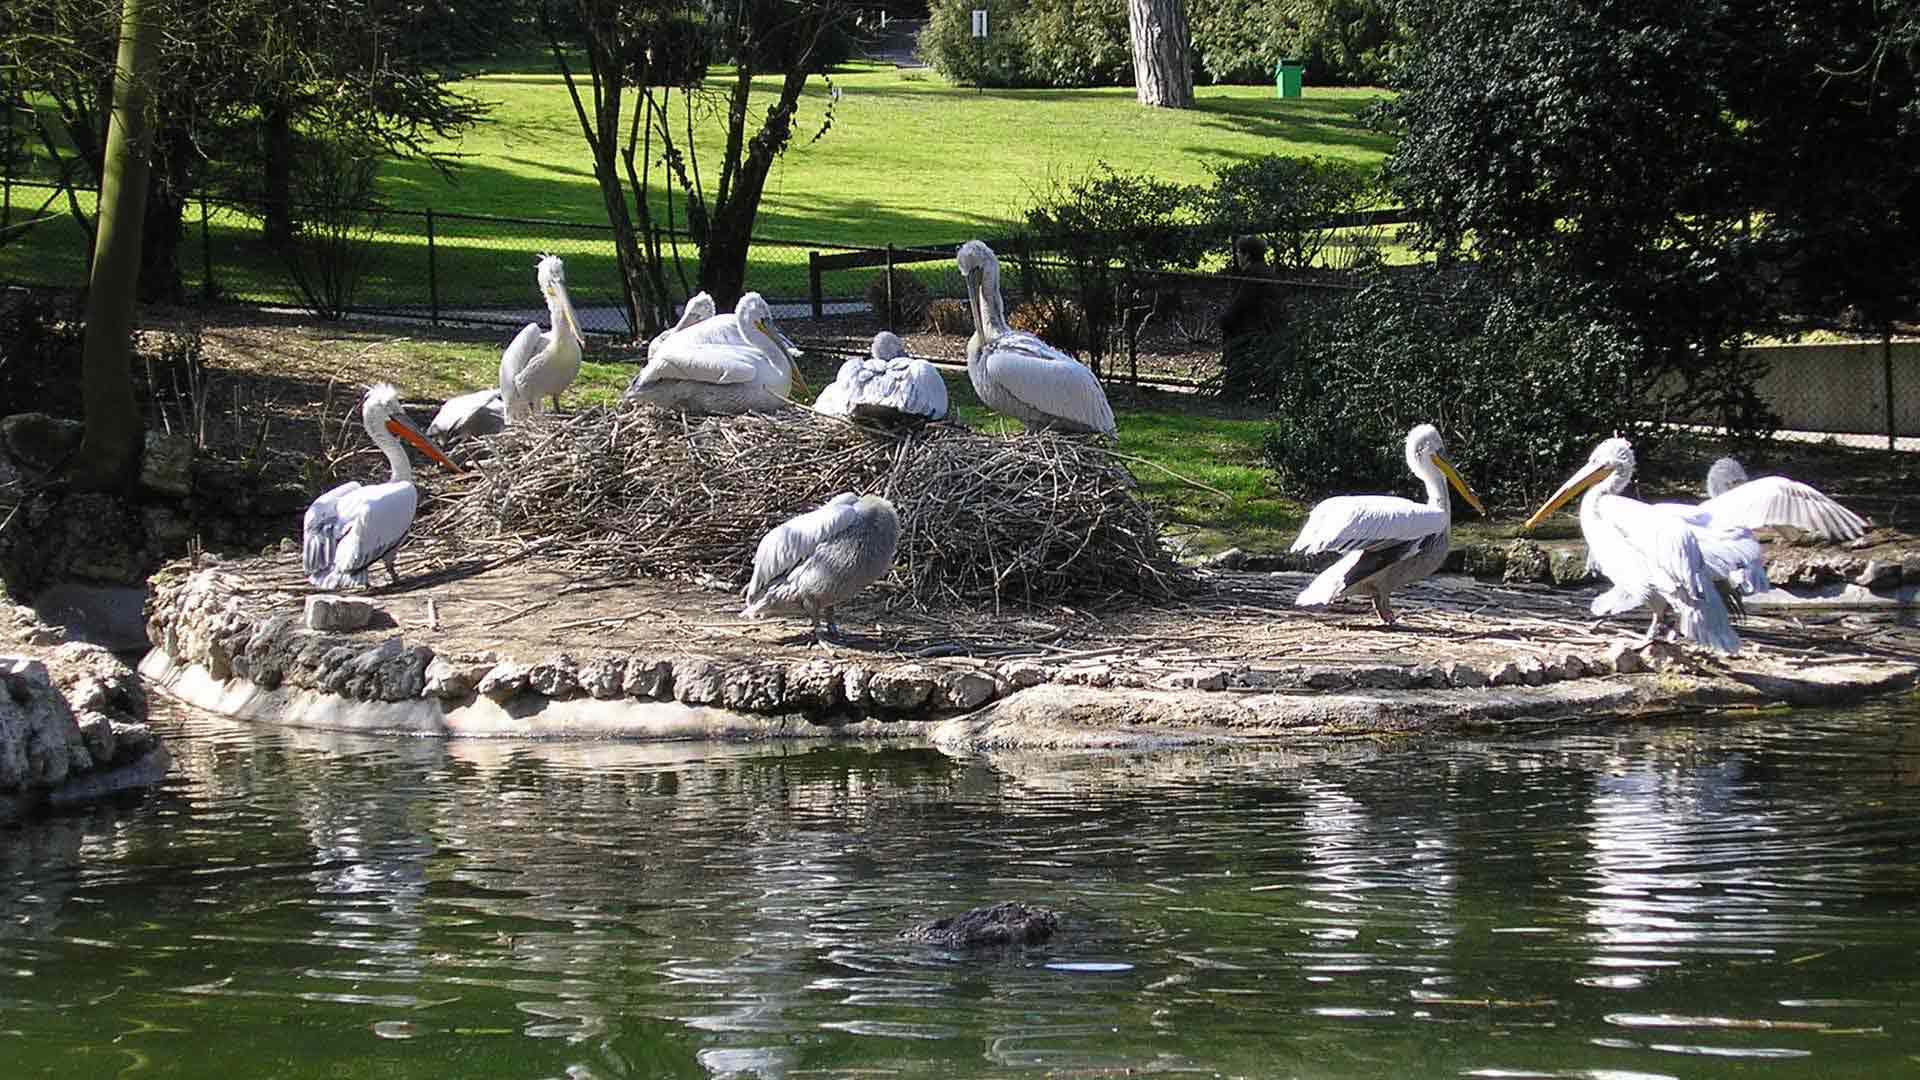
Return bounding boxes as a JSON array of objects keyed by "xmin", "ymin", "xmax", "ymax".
[{"xmin": 1379, "ymin": 0, "xmax": 1920, "ymax": 435}]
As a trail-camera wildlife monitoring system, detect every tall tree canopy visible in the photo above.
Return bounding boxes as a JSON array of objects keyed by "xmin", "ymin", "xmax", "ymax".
[{"xmin": 1380, "ymin": 0, "xmax": 1920, "ymax": 416}]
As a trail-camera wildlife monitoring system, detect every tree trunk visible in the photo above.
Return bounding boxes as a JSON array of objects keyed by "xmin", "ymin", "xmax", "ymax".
[
  {"xmin": 1127, "ymin": 0, "xmax": 1194, "ymax": 109},
  {"xmin": 697, "ymin": 67, "xmax": 811, "ymax": 310},
  {"xmin": 261, "ymin": 96, "xmax": 294, "ymax": 246},
  {"xmin": 73, "ymin": 0, "xmax": 155, "ymax": 493}
]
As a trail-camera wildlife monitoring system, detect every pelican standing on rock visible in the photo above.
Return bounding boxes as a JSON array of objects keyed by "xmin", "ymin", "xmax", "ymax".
[
  {"xmin": 1290, "ymin": 424, "xmax": 1486, "ymax": 623},
  {"xmin": 622, "ymin": 293, "xmax": 807, "ymax": 415},
  {"xmin": 426, "ymin": 387, "xmax": 505, "ymax": 445},
  {"xmin": 742, "ymin": 493, "xmax": 900, "ymax": 645},
  {"xmin": 304, "ymin": 384, "xmax": 461, "ymax": 590},
  {"xmin": 813, "ymin": 332, "xmax": 949, "ymax": 426},
  {"xmin": 499, "ymin": 254, "xmax": 583, "ymax": 420},
  {"xmin": 1526, "ymin": 438, "xmax": 1768, "ymax": 655},
  {"xmin": 1660, "ymin": 457, "xmax": 1870, "ymax": 541},
  {"xmin": 956, "ymin": 240, "xmax": 1116, "ymax": 436}
]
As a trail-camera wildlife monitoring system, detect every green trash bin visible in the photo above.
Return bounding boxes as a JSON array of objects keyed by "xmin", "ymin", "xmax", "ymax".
[{"xmin": 1275, "ymin": 59, "xmax": 1304, "ymax": 99}]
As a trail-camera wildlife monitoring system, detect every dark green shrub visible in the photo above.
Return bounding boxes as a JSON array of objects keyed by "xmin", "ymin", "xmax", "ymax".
[
  {"xmin": 1259, "ymin": 267, "xmax": 1648, "ymax": 509},
  {"xmin": 1199, "ymin": 155, "xmax": 1381, "ymax": 271},
  {"xmin": 919, "ymin": 0, "xmax": 1129, "ymax": 88},
  {"xmin": 866, "ymin": 268, "xmax": 933, "ymax": 329}
]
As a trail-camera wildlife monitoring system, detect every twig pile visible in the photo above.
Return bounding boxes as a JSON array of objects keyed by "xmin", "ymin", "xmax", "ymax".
[{"xmin": 424, "ymin": 405, "xmax": 1191, "ymax": 609}]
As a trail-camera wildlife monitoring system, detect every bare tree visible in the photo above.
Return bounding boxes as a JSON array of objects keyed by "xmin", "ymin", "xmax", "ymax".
[{"xmin": 1127, "ymin": 0, "xmax": 1194, "ymax": 109}]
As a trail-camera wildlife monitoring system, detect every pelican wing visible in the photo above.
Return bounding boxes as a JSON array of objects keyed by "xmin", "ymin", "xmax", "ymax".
[
  {"xmin": 499, "ymin": 322, "xmax": 543, "ymax": 390},
  {"xmin": 303, "ymin": 481, "xmax": 363, "ymax": 582},
  {"xmin": 883, "ymin": 358, "xmax": 949, "ymax": 420},
  {"xmin": 1697, "ymin": 476, "xmax": 1868, "ymax": 541},
  {"xmin": 304, "ymin": 480, "xmax": 419, "ymax": 588},
  {"xmin": 1590, "ymin": 494, "xmax": 1740, "ymax": 653},
  {"xmin": 428, "ymin": 388, "xmax": 505, "ymax": 442},
  {"xmin": 668, "ymin": 313, "xmax": 747, "ymax": 349},
  {"xmin": 984, "ymin": 333, "xmax": 1116, "ymax": 434},
  {"xmin": 812, "ymin": 359, "xmax": 864, "ymax": 417},
  {"xmin": 633, "ymin": 339, "xmax": 762, "ymax": 389},
  {"xmin": 745, "ymin": 495, "xmax": 862, "ymax": 604},
  {"xmin": 1290, "ymin": 495, "xmax": 1448, "ymax": 555}
]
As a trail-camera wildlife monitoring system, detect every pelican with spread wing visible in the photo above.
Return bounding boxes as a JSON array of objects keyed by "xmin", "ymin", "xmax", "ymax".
[
  {"xmin": 499, "ymin": 254, "xmax": 583, "ymax": 420},
  {"xmin": 956, "ymin": 240, "xmax": 1116, "ymax": 436},
  {"xmin": 1289, "ymin": 424, "xmax": 1485, "ymax": 623},
  {"xmin": 622, "ymin": 293, "xmax": 807, "ymax": 415},
  {"xmin": 1526, "ymin": 438, "xmax": 1768, "ymax": 655},
  {"xmin": 813, "ymin": 331, "xmax": 949, "ymax": 427},
  {"xmin": 1657, "ymin": 457, "xmax": 1869, "ymax": 541},
  {"xmin": 741, "ymin": 493, "xmax": 900, "ymax": 644},
  {"xmin": 304, "ymin": 384, "xmax": 461, "ymax": 591}
]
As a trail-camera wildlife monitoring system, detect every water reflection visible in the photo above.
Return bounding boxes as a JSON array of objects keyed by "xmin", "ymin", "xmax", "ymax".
[{"xmin": 0, "ymin": 701, "xmax": 1917, "ymax": 1077}]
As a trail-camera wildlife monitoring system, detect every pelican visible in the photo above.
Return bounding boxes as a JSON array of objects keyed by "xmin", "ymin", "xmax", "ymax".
[
  {"xmin": 1289, "ymin": 424, "xmax": 1486, "ymax": 623},
  {"xmin": 659, "ymin": 290, "xmax": 805, "ymax": 358},
  {"xmin": 499, "ymin": 254, "xmax": 583, "ymax": 420},
  {"xmin": 955, "ymin": 240, "xmax": 1116, "ymax": 436},
  {"xmin": 304, "ymin": 384, "xmax": 461, "ymax": 591},
  {"xmin": 621, "ymin": 293, "xmax": 807, "ymax": 415},
  {"xmin": 426, "ymin": 387, "xmax": 505, "ymax": 445},
  {"xmin": 812, "ymin": 332, "xmax": 950, "ymax": 426},
  {"xmin": 742, "ymin": 493, "xmax": 901, "ymax": 644},
  {"xmin": 1654, "ymin": 456, "xmax": 1869, "ymax": 541},
  {"xmin": 1525, "ymin": 438, "xmax": 1768, "ymax": 655},
  {"xmin": 646, "ymin": 292, "xmax": 718, "ymax": 363}
]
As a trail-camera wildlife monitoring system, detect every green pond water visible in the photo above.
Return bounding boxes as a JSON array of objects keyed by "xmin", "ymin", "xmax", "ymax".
[{"xmin": 5, "ymin": 697, "xmax": 1920, "ymax": 1078}]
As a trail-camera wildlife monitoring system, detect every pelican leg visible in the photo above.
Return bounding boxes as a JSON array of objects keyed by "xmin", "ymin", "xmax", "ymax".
[
  {"xmin": 549, "ymin": 394, "xmax": 563, "ymax": 413},
  {"xmin": 1370, "ymin": 591, "xmax": 1397, "ymax": 626},
  {"xmin": 383, "ymin": 551, "xmax": 402, "ymax": 586}
]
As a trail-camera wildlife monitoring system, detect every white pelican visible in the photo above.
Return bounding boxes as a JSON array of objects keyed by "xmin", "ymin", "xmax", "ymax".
[
  {"xmin": 955, "ymin": 240, "xmax": 1116, "ymax": 436},
  {"xmin": 1526, "ymin": 438, "xmax": 1768, "ymax": 655},
  {"xmin": 499, "ymin": 254, "xmax": 583, "ymax": 420},
  {"xmin": 1656, "ymin": 456, "xmax": 1869, "ymax": 541},
  {"xmin": 304, "ymin": 384, "xmax": 461, "ymax": 591},
  {"xmin": 1289, "ymin": 424, "xmax": 1485, "ymax": 623},
  {"xmin": 426, "ymin": 387, "xmax": 505, "ymax": 445},
  {"xmin": 621, "ymin": 293, "xmax": 807, "ymax": 415},
  {"xmin": 646, "ymin": 292, "xmax": 718, "ymax": 363},
  {"xmin": 659, "ymin": 290, "xmax": 805, "ymax": 358},
  {"xmin": 812, "ymin": 331, "xmax": 949, "ymax": 426},
  {"xmin": 742, "ymin": 493, "xmax": 900, "ymax": 644}
]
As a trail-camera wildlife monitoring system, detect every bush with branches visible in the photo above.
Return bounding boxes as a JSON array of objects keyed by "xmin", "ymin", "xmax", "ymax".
[
  {"xmin": 1199, "ymin": 155, "xmax": 1383, "ymax": 272},
  {"xmin": 865, "ymin": 268, "xmax": 933, "ymax": 330},
  {"xmin": 1258, "ymin": 267, "xmax": 1650, "ymax": 510}
]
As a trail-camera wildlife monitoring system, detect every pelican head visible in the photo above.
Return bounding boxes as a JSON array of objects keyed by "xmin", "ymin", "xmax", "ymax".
[
  {"xmin": 1706, "ymin": 456, "xmax": 1748, "ymax": 498},
  {"xmin": 871, "ymin": 331, "xmax": 907, "ymax": 361},
  {"xmin": 363, "ymin": 383, "xmax": 460, "ymax": 473},
  {"xmin": 737, "ymin": 292, "xmax": 808, "ymax": 393},
  {"xmin": 1524, "ymin": 436, "xmax": 1635, "ymax": 530},
  {"xmin": 956, "ymin": 239, "xmax": 997, "ymax": 279},
  {"xmin": 956, "ymin": 240, "xmax": 1003, "ymax": 357},
  {"xmin": 1406, "ymin": 423, "xmax": 1485, "ymax": 515},
  {"xmin": 536, "ymin": 253, "xmax": 566, "ymax": 293}
]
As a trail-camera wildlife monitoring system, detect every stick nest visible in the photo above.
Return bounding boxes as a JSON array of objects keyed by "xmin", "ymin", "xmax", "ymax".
[{"xmin": 423, "ymin": 405, "xmax": 1193, "ymax": 610}]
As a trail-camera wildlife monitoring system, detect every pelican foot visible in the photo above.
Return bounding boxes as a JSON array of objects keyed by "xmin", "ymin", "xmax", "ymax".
[{"xmin": 1370, "ymin": 594, "xmax": 1398, "ymax": 625}]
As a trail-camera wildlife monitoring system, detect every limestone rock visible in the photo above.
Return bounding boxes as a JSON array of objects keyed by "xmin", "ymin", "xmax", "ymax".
[
  {"xmin": 1462, "ymin": 542, "xmax": 1507, "ymax": 579},
  {"xmin": 1902, "ymin": 555, "xmax": 1920, "ymax": 586},
  {"xmin": 721, "ymin": 663, "xmax": 786, "ymax": 711},
  {"xmin": 1503, "ymin": 541, "xmax": 1551, "ymax": 584},
  {"xmin": 937, "ymin": 669, "xmax": 998, "ymax": 710},
  {"xmin": 1204, "ymin": 547, "xmax": 1249, "ymax": 570},
  {"xmin": 1353, "ymin": 666, "xmax": 1415, "ymax": 690},
  {"xmin": 1058, "ymin": 664, "xmax": 1113, "ymax": 688},
  {"xmin": 902, "ymin": 901, "xmax": 1060, "ymax": 949},
  {"xmin": 476, "ymin": 661, "xmax": 531, "ymax": 701},
  {"xmin": 870, "ymin": 665, "xmax": 937, "ymax": 711},
  {"xmin": 424, "ymin": 652, "xmax": 495, "ymax": 699},
  {"xmin": 578, "ymin": 655, "xmax": 627, "ymax": 700},
  {"xmin": 1444, "ymin": 662, "xmax": 1489, "ymax": 689},
  {"xmin": 1514, "ymin": 656, "xmax": 1548, "ymax": 686},
  {"xmin": 1606, "ymin": 642, "xmax": 1648, "ymax": 675},
  {"xmin": 1553, "ymin": 653, "xmax": 1591, "ymax": 681},
  {"xmin": 1855, "ymin": 558, "xmax": 1901, "ymax": 591},
  {"xmin": 840, "ymin": 664, "xmax": 875, "ymax": 708},
  {"xmin": 110, "ymin": 721, "xmax": 155, "ymax": 761},
  {"xmin": 782, "ymin": 660, "xmax": 844, "ymax": 712},
  {"xmin": 0, "ymin": 655, "xmax": 88, "ymax": 791},
  {"xmin": 1486, "ymin": 660, "xmax": 1524, "ymax": 687},
  {"xmin": 1408, "ymin": 664, "xmax": 1448, "ymax": 689},
  {"xmin": 528, "ymin": 655, "xmax": 582, "ymax": 698},
  {"xmin": 138, "ymin": 430, "xmax": 195, "ymax": 497},
  {"xmin": 674, "ymin": 657, "xmax": 725, "ymax": 706},
  {"xmin": 305, "ymin": 594, "xmax": 373, "ymax": 631},
  {"xmin": 75, "ymin": 712, "xmax": 116, "ymax": 765},
  {"xmin": 1549, "ymin": 548, "xmax": 1593, "ymax": 586},
  {"xmin": 1155, "ymin": 668, "xmax": 1230, "ymax": 692},
  {"xmin": 46, "ymin": 641, "xmax": 145, "ymax": 726},
  {"xmin": 0, "ymin": 412, "xmax": 83, "ymax": 473},
  {"xmin": 622, "ymin": 656, "xmax": 674, "ymax": 699},
  {"xmin": 1303, "ymin": 668, "xmax": 1351, "ymax": 690},
  {"xmin": 997, "ymin": 661, "xmax": 1049, "ymax": 689}
]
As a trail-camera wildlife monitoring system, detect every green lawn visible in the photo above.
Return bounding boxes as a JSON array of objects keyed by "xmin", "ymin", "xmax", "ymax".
[{"xmin": 2, "ymin": 63, "xmax": 1391, "ymax": 319}]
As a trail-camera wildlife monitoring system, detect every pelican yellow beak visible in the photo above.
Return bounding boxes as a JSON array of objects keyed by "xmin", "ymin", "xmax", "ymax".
[
  {"xmin": 387, "ymin": 414, "xmax": 462, "ymax": 474},
  {"xmin": 1523, "ymin": 462, "xmax": 1615, "ymax": 530},
  {"xmin": 1433, "ymin": 454, "xmax": 1486, "ymax": 516}
]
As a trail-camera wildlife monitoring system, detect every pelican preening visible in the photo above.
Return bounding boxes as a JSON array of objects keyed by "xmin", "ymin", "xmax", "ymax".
[
  {"xmin": 742, "ymin": 493, "xmax": 901, "ymax": 644},
  {"xmin": 304, "ymin": 385, "xmax": 461, "ymax": 591},
  {"xmin": 956, "ymin": 240, "xmax": 1117, "ymax": 436},
  {"xmin": 500, "ymin": 254, "xmax": 584, "ymax": 420},
  {"xmin": 1290, "ymin": 424, "xmax": 1486, "ymax": 623},
  {"xmin": 1662, "ymin": 457, "xmax": 1871, "ymax": 542},
  {"xmin": 622, "ymin": 293, "xmax": 809, "ymax": 415},
  {"xmin": 813, "ymin": 331, "xmax": 950, "ymax": 427},
  {"xmin": 661, "ymin": 290, "xmax": 806, "ymax": 360},
  {"xmin": 646, "ymin": 292, "xmax": 720, "ymax": 363},
  {"xmin": 426, "ymin": 387, "xmax": 505, "ymax": 445},
  {"xmin": 1526, "ymin": 438, "xmax": 1769, "ymax": 655}
]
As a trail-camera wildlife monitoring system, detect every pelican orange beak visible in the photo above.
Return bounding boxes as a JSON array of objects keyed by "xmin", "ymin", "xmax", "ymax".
[
  {"xmin": 1524, "ymin": 461, "xmax": 1615, "ymax": 530},
  {"xmin": 387, "ymin": 414, "xmax": 462, "ymax": 474},
  {"xmin": 1433, "ymin": 454, "xmax": 1486, "ymax": 516}
]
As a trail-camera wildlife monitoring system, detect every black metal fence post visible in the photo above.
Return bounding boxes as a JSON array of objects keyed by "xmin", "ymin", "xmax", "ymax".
[
  {"xmin": 198, "ymin": 191, "xmax": 214, "ymax": 303},
  {"xmin": 884, "ymin": 243, "xmax": 895, "ymax": 332},
  {"xmin": 425, "ymin": 208, "xmax": 440, "ymax": 327},
  {"xmin": 1885, "ymin": 329, "xmax": 1897, "ymax": 451},
  {"xmin": 809, "ymin": 250, "xmax": 823, "ymax": 321}
]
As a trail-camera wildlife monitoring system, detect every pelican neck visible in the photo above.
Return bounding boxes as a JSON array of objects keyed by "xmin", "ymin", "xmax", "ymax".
[
  {"xmin": 1410, "ymin": 453, "xmax": 1450, "ymax": 511},
  {"xmin": 371, "ymin": 420, "xmax": 414, "ymax": 484}
]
